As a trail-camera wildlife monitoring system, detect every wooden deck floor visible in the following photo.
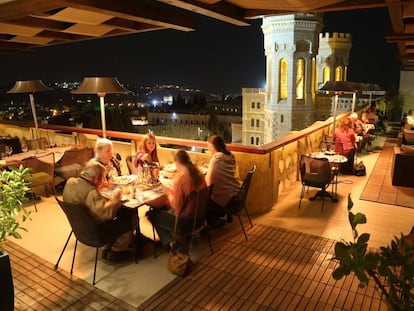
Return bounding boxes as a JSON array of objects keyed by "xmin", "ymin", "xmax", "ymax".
[
  {"xmin": 4, "ymin": 241, "xmax": 136, "ymax": 311},
  {"xmin": 139, "ymin": 224, "xmax": 388, "ymax": 310}
]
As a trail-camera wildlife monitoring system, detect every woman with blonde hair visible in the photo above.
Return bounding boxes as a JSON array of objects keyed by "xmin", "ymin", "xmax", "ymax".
[{"xmin": 134, "ymin": 133, "xmax": 159, "ymax": 168}]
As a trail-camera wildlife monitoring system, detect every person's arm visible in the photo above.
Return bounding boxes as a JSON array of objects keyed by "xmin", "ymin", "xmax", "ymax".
[
  {"xmin": 134, "ymin": 151, "xmax": 144, "ymax": 168},
  {"xmin": 85, "ymin": 188, "xmax": 122, "ymax": 222},
  {"xmin": 205, "ymin": 157, "xmax": 216, "ymax": 186}
]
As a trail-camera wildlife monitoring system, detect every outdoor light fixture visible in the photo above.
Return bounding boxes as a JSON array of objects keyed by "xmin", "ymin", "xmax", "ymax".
[
  {"xmin": 320, "ymin": 81, "xmax": 382, "ymax": 133},
  {"xmin": 71, "ymin": 77, "xmax": 129, "ymax": 138},
  {"xmin": 7, "ymin": 80, "xmax": 52, "ymax": 139}
]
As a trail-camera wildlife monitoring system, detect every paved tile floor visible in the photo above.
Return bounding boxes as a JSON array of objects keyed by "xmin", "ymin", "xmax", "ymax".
[{"xmin": 7, "ymin": 136, "xmax": 414, "ymax": 310}]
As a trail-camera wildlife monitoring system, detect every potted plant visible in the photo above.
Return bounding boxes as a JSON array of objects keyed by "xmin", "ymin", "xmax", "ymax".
[
  {"xmin": 385, "ymin": 89, "xmax": 405, "ymax": 122},
  {"xmin": 0, "ymin": 163, "xmax": 31, "ymax": 311},
  {"xmin": 332, "ymin": 195, "xmax": 414, "ymax": 311}
]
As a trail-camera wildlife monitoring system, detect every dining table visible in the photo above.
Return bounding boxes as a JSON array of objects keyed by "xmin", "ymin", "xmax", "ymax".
[
  {"xmin": 309, "ymin": 151, "xmax": 348, "ymax": 202},
  {"xmin": 101, "ymin": 177, "xmax": 168, "ymax": 261},
  {"xmin": 2, "ymin": 145, "xmax": 76, "ymax": 166}
]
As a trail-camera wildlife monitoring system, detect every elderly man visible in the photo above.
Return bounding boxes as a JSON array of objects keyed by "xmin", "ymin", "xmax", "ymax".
[
  {"xmin": 63, "ymin": 161, "xmax": 133, "ymax": 262},
  {"xmin": 92, "ymin": 138, "xmax": 121, "ymax": 180}
]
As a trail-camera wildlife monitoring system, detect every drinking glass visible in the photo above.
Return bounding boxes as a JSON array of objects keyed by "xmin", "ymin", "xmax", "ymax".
[{"xmin": 5, "ymin": 146, "xmax": 13, "ymax": 157}]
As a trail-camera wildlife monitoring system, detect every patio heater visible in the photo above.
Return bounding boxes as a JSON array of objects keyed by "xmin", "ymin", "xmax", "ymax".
[
  {"xmin": 71, "ymin": 77, "xmax": 129, "ymax": 138},
  {"xmin": 7, "ymin": 80, "xmax": 52, "ymax": 139}
]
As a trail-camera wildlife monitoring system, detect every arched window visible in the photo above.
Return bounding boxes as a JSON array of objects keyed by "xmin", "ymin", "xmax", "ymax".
[
  {"xmin": 296, "ymin": 58, "xmax": 305, "ymax": 99},
  {"xmin": 335, "ymin": 66, "xmax": 343, "ymax": 81},
  {"xmin": 250, "ymin": 137, "xmax": 254, "ymax": 145},
  {"xmin": 255, "ymin": 137, "xmax": 260, "ymax": 145},
  {"xmin": 280, "ymin": 114, "xmax": 284, "ymax": 123},
  {"xmin": 323, "ymin": 67, "xmax": 330, "ymax": 84},
  {"xmin": 279, "ymin": 58, "xmax": 288, "ymax": 100}
]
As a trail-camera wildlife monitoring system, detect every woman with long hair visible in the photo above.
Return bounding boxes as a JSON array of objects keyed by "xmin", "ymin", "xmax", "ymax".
[
  {"xmin": 205, "ymin": 135, "xmax": 241, "ymax": 225},
  {"xmin": 147, "ymin": 149, "xmax": 206, "ymax": 246},
  {"xmin": 134, "ymin": 133, "xmax": 159, "ymax": 168}
]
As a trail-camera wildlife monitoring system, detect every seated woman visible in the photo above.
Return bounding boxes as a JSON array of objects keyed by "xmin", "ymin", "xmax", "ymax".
[
  {"xmin": 134, "ymin": 133, "xmax": 159, "ymax": 168},
  {"xmin": 205, "ymin": 135, "xmax": 241, "ymax": 225},
  {"xmin": 334, "ymin": 118, "xmax": 356, "ymax": 174},
  {"xmin": 147, "ymin": 149, "xmax": 206, "ymax": 247}
]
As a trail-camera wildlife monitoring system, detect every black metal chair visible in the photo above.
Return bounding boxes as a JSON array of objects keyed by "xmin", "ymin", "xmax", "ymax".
[
  {"xmin": 209, "ymin": 165, "xmax": 256, "ymax": 240},
  {"xmin": 299, "ymin": 155, "xmax": 332, "ymax": 212},
  {"xmin": 54, "ymin": 198, "xmax": 132, "ymax": 285},
  {"xmin": 151, "ymin": 185, "xmax": 214, "ymax": 258}
]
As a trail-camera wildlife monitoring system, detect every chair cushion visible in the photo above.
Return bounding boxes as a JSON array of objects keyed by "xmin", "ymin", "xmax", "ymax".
[
  {"xmin": 27, "ymin": 172, "xmax": 53, "ymax": 187},
  {"xmin": 55, "ymin": 163, "xmax": 83, "ymax": 179},
  {"xmin": 303, "ymin": 173, "xmax": 330, "ymax": 188},
  {"xmin": 401, "ymin": 144, "xmax": 414, "ymax": 154}
]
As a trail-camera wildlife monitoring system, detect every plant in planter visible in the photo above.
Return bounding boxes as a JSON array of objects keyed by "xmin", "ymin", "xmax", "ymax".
[
  {"xmin": 0, "ymin": 163, "xmax": 32, "ymax": 311},
  {"xmin": 332, "ymin": 195, "xmax": 414, "ymax": 311}
]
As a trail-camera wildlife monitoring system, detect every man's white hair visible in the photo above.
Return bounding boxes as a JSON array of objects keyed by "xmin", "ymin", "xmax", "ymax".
[{"xmin": 96, "ymin": 138, "xmax": 113, "ymax": 152}]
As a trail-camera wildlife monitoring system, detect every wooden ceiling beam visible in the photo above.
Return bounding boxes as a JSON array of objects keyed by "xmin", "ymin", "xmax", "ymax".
[
  {"xmin": 386, "ymin": 32, "xmax": 414, "ymax": 41},
  {"xmin": 156, "ymin": 0, "xmax": 250, "ymax": 26},
  {"xmin": 387, "ymin": 0, "xmax": 404, "ymax": 34},
  {"xmin": 7, "ymin": 16, "xmax": 74, "ymax": 31},
  {"xmin": 0, "ymin": 40, "xmax": 36, "ymax": 50},
  {"xmin": 57, "ymin": 0, "xmax": 196, "ymax": 32},
  {"xmin": 312, "ymin": 0, "xmax": 414, "ymax": 13},
  {"xmin": 103, "ymin": 18, "xmax": 163, "ymax": 32},
  {"xmin": 36, "ymin": 30, "xmax": 92, "ymax": 41},
  {"xmin": 0, "ymin": 0, "xmax": 64, "ymax": 22}
]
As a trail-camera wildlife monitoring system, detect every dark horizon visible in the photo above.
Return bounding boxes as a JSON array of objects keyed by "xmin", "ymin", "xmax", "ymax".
[{"xmin": 0, "ymin": 8, "xmax": 400, "ymax": 94}]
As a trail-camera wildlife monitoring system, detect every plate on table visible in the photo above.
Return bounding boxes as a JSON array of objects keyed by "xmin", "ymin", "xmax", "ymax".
[
  {"xmin": 111, "ymin": 175, "xmax": 137, "ymax": 185},
  {"xmin": 163, "ymin": 163, "xmax": 176, "ymax": 173},
  {"xmin": 324, "ymin": 150, "xmax": 336, "ymax": 156},
  {"xmin": 123, "ymin": 199, "xmax": 142, "ymax": 209}
]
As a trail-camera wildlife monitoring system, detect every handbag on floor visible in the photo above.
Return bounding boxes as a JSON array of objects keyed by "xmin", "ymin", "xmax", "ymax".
[
  {"xmin": 167, "ymin": 245, "xmax": 192, "ymax": 276},
  {"xmin": 167, "ymin": 215, "xmax": 195, "ymax": 277},
  {"xmin": 354, "ymin": 160, "xmax": 366, "ymax": 176}
]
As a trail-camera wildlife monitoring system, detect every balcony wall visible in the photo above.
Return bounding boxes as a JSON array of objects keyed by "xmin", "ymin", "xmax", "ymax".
[{"xmin": 0, "ymin": 111, "xmax": 355, "ymax": 215}]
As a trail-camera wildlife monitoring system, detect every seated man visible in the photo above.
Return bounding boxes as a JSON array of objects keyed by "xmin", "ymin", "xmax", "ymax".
[
  {"xmin": 63, "ymin": 161, "xmax": 134, "ymax": 262},
  {"xmin": 92, "ymin": 138, "xmax": 121, "ymax": 180}
]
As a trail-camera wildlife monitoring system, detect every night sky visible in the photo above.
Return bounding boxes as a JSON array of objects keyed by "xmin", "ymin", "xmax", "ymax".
[{"xmin": 0, "ymin": 8, "xmax": 400, "ymax": 94}]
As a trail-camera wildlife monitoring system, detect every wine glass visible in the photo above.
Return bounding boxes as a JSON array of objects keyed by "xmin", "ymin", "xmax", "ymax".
[
  {"xmin": 5, "ymin": 146, "xmax": 13, "ymax": 157},
  {"xmin": 21, "ymin": 143, "xmax": 28, "ymax": 153}
]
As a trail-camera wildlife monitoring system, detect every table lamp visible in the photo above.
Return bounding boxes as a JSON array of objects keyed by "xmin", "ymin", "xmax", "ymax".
[
  {"xmin": 71, "ymin": 77, "xmax": 130, "ymax": 138},
  {"xmin": 7, "ymin": 80, "xmax": 52, "ymax": 139}
]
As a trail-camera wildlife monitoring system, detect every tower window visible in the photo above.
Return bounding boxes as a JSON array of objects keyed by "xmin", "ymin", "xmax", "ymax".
[
  {"xmin": 257, "ymin": 102, "xmax": 261, "ymax": 109},
  {"xmin": 335, "ymin": 66, "xmax": 343, "ymax": 82},
  {"xmin": 256, "ymin": 137, "xmax": 260, "ymax": 145},
  {"xmin": 251, "ymin": 102, "xmax": 255, "ymax": 109},
  {"xmin": 279, "ymin": 58, "xmax": 288, "ymax": 100},
  {"xmin": 256, "ymin": 119, "xmax": 260, "ymax": 127},
  {"xmin": 250, "ymin": 137, "xmax": 254, "ymax": 145},
  {"xmin": 323, "ymin": 66, "xmax": 330, "ymax": 84},
  {"xmin": 296, "ymin": 58, "xmax": 305, "ymax": 99},
  {"xmin": 251, "ymin": 119, "xmax": 254, "ymax": 127},
  {"xmin": 281, "ymin": 115, "xmax": 284, "ymax": 123}
]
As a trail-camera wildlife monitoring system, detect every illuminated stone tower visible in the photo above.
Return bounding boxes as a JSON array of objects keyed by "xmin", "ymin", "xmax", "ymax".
[
  {"xmin": 317, "ymin": 32, "xmax": 352, "ymax": 87},
  {"xmin": 261, "ymin": 14, "xmax": 323, "ymax": 143}
]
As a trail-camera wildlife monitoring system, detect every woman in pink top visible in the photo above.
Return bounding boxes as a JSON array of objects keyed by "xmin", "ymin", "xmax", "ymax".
[
  {"xmin": 334, "ymin": 118, "xmax": 356, "ymax": 174},
  {"xmin": 147, "ymin": 149, "xmax": 206, "ymax": 246}
]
